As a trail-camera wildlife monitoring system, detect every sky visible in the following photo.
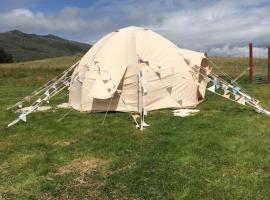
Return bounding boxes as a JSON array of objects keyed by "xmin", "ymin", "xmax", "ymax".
[{"xmin": 0, "ymin": 0, "xmax": 270, "ymax": 57}]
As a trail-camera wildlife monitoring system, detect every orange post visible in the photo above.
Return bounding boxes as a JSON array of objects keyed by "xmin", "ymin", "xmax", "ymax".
[{"xmin": 249, "ymin": 43, "xmax": 253, "ymax": 83}]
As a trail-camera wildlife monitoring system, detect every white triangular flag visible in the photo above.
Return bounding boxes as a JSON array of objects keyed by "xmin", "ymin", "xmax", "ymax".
[
  {"xmin": 19, "ymin": 114, "xmax": 27, "ymax": 122},
  {"xmin": 36, "ymin": 98, "xmax": 42, "ymax": 103},
  {"xmin": 143, "ymin": 121, "xmax": 150, "ymax": 127},
  {"xmin": 223, "ymin": 93, "xmax": 230, "ymax": 99},
  {"xmin": 234, "ymin": 94, "xmax": 240, "ymax": 100},
  {"xmin": 207, "ymin": 85, "xmax": 215, "ymax": 93},
  {"xmin": 245, "ymin": 96, "xmax": 251, "ymax": 103},
  {"xmin": 222, "ymin": 84, "xmax": 229, "ymax": 95},
  {"xmin": 143, "ymin": 109, "xmax": 147, "ymax": 116},
  {"xmin": 45, "ymin": 90, "xmax": 50, "ymax": 97},
  {"xmin": 237, "ymin": 96, "xmax": 245, "ymax": 105},
  {"xmin": 25, "ymin": 96, "xmax": 31, "ymax": 102},
  {"xmin": 16, "ymin": 101, "xmax": 23, "ymax": 108},
  {"xmin": 64, "ymin": 81, "xmax": 70, "ymax": 86},
  {"xmin": 213, "ymin": 77, "xmax": 218, "ymax": 86},
  {"xmin": 44, "ymin": 96, "xmax": 49, "ymax": 103}
]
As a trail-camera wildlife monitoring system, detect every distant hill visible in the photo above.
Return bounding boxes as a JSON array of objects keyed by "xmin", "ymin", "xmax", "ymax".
[{"xmin": 0, "ymin": 30, "xmax": 91, "ymax": 62}]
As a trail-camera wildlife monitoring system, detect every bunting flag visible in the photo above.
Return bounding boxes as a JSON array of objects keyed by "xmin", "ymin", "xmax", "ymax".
[
  {"xmin": 207, "ymin": 85, "xmax": 216, "ymax": 93},
  {"xmin": 35, "ymin": 98, "xmax": 42, "ymax": 104},
  {"xmin": 233, "ymin": 86, "xmax": 240, "ymax": 95},
  {"xmin": 7, "ymin": 61, "xmax": 78, "ymax": 128},
  {"xmin": 18, "ymin": 102, "xmax": 23, "ymax": 108},
  {"xmin": 64, "ymin": 80, "xmax": 70, "ymax": 86},
  {"xmin": 234, "ymin": 94, "xmax": 240, "ymax": 100},
  {"xmin": 44, "ymin": 90, "xmax": 50, "ymax": 97},
  {"xmin": 223, "ymin": 93, "xmax": 231, "ymax": 99},
  {"xmin": 244, "ymin": 96, "xmax": 251, "ymax": 103},
  {"xmin": 19, "ymin": 113, "xmax": 27, "ymax": 122},
  {"xmin": 205, "ymin": 65, "xmax": 212, "ymax": 75},
  {"xmin": 167, "ymin": 87, "xmax": 173, "ymax": 94},
  {"xmin": 131, "ymin": 113, "xmax": 140, "ymax": 129},
  {"xmin": 24, "ymin": 96, "xmax": 31, "ymax": 102},
  {"xmin": 155, "ymin": 72, "xmax": 161, "ymax": 78},
  {"xmin": 237, "ymin": 96, "xmax": 246, "ymax": 105},
  {"xmin": 213, "ymin": 77, "xmax": 219, "ymax": 86},
  {"xmin": 143, "ymin": 109, "xmax": 148, "ymax": 116},
  {"xmin": 222, "ymin": 84, "xmax": 229, "ymax": 95}
]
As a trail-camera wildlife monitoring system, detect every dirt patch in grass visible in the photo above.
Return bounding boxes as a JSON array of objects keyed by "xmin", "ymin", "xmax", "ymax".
[
  {"xmin": 53, "ymin": 140, "xmax": 76, "ymax": 147},
  {"xmin": 44, "ymin": 156, "xmax": 109, "ymax": 199},
  {"xmin": 58, "ymin": 156, "xmax": 108, "ymax": 175}
]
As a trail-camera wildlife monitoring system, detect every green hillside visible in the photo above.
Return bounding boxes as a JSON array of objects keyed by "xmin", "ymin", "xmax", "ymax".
[{"xmin": 0, "ymin": 30, "xmax": 91, "ymax": 62}]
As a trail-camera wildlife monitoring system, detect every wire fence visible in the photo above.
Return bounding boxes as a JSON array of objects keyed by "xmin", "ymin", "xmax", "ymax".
[{"xmin": 209, "ymin": 56, "xmax": 269, "ymax": 84}]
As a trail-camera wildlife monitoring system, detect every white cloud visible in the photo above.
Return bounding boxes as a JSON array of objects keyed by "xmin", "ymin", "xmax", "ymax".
[
  {"xmin": 208, "ymin": 45, "xmax": 268, "ymax": 58},
  {"xmin": 0, "ymin": 0, "xmax": 269, "ymax": 57},
  {"xmin": 0, "ymin": 7, "xmax": 86, "ymax": 33},
  {"xmin": 150, "ymin": 0, "xmax": 270, "ymax": 52}
]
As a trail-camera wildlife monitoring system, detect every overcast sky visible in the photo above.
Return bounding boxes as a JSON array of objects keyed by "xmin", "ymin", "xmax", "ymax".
[{"xmin": 0, "ymin": 0, "xmax": 270, "ymax": 57}]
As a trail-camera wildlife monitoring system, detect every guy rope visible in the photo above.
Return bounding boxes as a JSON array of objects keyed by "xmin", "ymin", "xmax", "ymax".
[{"xmin": 7, "ymin": 61, "xmax": 79, "ymax": 127}]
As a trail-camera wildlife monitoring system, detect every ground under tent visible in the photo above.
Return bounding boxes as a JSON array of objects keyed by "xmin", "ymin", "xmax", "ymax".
[{"xmin": 7, "ymin": 26, "xmax": 270, "ymax": 129}]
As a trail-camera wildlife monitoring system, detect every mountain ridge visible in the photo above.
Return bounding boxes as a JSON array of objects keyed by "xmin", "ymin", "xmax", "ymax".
[{"xmin": 0, "ymin": 30, "xmax": 91, "ymax": 62}]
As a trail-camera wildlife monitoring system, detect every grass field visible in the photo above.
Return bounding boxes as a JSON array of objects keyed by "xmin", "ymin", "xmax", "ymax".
[{"xmin": 0, "ymin": 56, "xmax": 270, "ymax": 199}]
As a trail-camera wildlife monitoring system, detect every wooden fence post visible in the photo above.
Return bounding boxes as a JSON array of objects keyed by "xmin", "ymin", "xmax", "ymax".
[
  {"xmin": 268, "ymin": 47, "xmax": 270, "ymax": 84},
  {"xmin": 249, "ymin": 43, "xmax": 253, "ymax": 83}
]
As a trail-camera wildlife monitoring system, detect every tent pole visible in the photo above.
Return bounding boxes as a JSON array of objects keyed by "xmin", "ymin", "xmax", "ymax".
[{"xmin": 139, "ymin": 71, "xmax": 144, "ymax": 131}]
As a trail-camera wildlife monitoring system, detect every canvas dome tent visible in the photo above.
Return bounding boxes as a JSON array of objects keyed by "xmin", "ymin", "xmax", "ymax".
[
  {"xmin": 7, "ymin": 26, "xmax": 270, "ymax": 129},
  {"xmin": 69, "ymin": 27, "xmax": 208, "ymax": 113}
]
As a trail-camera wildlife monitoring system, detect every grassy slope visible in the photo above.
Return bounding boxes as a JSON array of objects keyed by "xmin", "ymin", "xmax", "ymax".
[
  {"xmin": 0, "ymin": 30, "xmax": 91, "ymax": 62},
  {"xmin": 0, "ymin": 56, "xmax": 270, "ymax": 199}
]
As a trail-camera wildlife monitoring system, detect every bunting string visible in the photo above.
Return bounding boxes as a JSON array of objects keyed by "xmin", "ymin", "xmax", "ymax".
[
  {"xmin": 7, "ymin": 61, "xmax": 79, "ymax": 128},
  {"xmin": 7, "ymin": 61, "xmax": 79, "ymax": 111}
]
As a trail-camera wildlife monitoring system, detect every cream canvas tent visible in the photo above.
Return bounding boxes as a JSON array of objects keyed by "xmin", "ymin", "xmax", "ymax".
[
  {"xmin": 69, "ymin": 26, "xmax": 208, "ymax": 114},
  {"xmin": 7, "ymin": 26, "xmax": 270, "ymax": 129}
]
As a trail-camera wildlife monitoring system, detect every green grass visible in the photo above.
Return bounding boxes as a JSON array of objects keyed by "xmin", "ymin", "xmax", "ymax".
[{"xmin": 0, "ymin": 56, "xmax": 270, "ymax": 199}]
